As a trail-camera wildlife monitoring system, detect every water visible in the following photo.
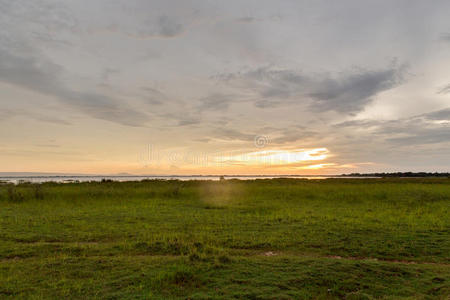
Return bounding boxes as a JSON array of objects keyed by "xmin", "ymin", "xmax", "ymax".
[{"xmin": 0, "ymin": 175, "xmax": 365, "ymax": 184}]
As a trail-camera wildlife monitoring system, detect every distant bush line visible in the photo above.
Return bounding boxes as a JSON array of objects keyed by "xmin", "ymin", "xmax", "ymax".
[{"xmin": 343, "ymin": 172, "xmax": 450, "ymax": 177}]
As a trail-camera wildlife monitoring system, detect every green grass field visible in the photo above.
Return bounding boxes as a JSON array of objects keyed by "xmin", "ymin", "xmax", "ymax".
[{"xmin": 0, "ymin": 178, "xmax": 449, "ymax": 299}]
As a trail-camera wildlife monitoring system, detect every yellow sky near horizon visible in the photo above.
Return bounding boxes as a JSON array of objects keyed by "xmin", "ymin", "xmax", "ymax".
[{"xmin": 0, "ymin": 145, "xmax": 369, "ymax": 175}]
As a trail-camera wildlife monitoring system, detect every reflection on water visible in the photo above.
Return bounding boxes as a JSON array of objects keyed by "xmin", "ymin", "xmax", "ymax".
[{"xmin": 0, "ymin": 175, "xmax": 373, "ymax": 184}]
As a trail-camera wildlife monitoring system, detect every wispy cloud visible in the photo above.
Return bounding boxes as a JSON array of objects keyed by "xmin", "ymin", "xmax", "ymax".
[
  {"xmin": 212, "ymin": 128, "xmax": 254, "ymax": 142},
  {"xmin": 140, "ymin": 87, "xmax": 169, "ymax": 105},
  {"xmin": 336, "ymin": 107, "xmax": 450, "ymax": 146},
  {"xmin": 196, "ymin": 94, "xmax": 235, "ymax": 112},
  {"xmin": 0, "ymin": 109, "xmax": 71, "ymax": 125},
  {"xmin": 437, "ymin": 84, "xmax": 450, "ymax": 94}
]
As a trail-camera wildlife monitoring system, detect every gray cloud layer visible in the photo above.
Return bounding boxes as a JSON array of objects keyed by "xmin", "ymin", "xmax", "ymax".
[
  {"xmin": 336, "ymin": 107, "xmax": 450, "ymax": 146},
  {"xmin": 0, "ymin": 0, "xmax": 152, "ymax": 128},
  {"xmin": 214, "ymin": 64, "xmax": 406, "ymax": 114},
  {"xmin": 0, "ymin": 46, "xmax": 150, "ymax": 126},
  {"xmin": 1, "ymin": 0, "xmax": 450, "ymax": 172}
]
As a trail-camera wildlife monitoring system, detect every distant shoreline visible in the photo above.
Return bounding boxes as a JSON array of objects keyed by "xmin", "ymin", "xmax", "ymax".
[
  {"xmin": 0, "ymin": 175, "xmax": 378, "ymax": 184},
  {"xmin": 342, "ymin": 172, "xmax": 450, "ymax": 177},
  {"xmin": 1, "ymin": 172, "xmax": 449, "ymax": 178},
  {"xmin": 0, "ymin": 173, "xmax": 447, "ymax": 184}
]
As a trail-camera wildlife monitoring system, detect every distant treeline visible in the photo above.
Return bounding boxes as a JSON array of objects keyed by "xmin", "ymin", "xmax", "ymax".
[{"xmin": 342, "ymin": 172, "xmax": 450, "ymax": 177}]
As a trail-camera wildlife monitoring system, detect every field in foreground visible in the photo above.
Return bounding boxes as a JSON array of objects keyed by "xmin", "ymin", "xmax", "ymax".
[{"xmin": 0, "ymin": 178, "xmax": 449, "ymax": 299}]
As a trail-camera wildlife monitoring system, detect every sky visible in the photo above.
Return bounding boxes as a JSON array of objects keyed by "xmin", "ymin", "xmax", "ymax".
[{"xmin": 1, "ymin": 0, "xmax": 450, "ymax": 175}]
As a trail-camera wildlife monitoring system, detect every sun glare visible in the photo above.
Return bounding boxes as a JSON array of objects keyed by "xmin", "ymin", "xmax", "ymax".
[
  {"xmin": 300, "ymin": 163, "xmax": 335, "ymax": 169},
  {"xmin": 215, "ymin": 148, "xmax": 329, "ymax": 166}
]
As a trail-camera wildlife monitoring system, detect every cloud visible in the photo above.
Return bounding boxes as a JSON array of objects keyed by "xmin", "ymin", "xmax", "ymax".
[
  {"xmin": 421, "ymin": 108, "xmax": 450, "ymax": 120},
  {"xmin": 0, "ymin": 42, "xmax": 150, "ymax": 127},
  {"xmin": 0, "ymin": 109, "xmax": 69, "ymax": 125},
  {"xmin": 35, "ymin": 144, "xmax": 60, "ymax": 148},
  {"xmin": 269, "ymin": 128, "xmax": 317, "ymax": 144},
  {"xmin": 213, "ymin": 128, "xmax": 254, "ymax": 141},
  {"xmin": 141, "ymin": 87, "xmax": 169, "ymax": 105},
  {"xmin": 101, "ymin": 68, "xmax": 119, "ymax": 81},
  {"xmin": 437, "ymin": 84, "xmax": 450, "ymax": 94},
  {"xmin": 155, "ymin": 15, "xmax": 183, "ymax": 37},
  {"xmin": 196, "ymin": 94, "xmax": 234, "ymax": 112},
  {"xmin": 0, "ymin": 1, "xmax": 151, "ymax": 127},
  {"xmin": 177, "ymin": 117, "xmax": 200, "ymax": 126},
  {"xmin": 308, "ymin": 67, "xmax": 406, "ymax": 113},
  {"xmin": 440, "ymin": 33, "xmax": 450, "ymax": 42},
  {"xmin": 158, "ymin": 111, "xmax": 202, "ymax": 127},
  {"xmin": 0, "ymin": 0, "xmax": 78, "ymax": 32},
  {"xmin": 386, "ymin": 128, "xmax": 450, "ymax": 145},
  {"xmin": 334, "ymin": 119, "xmax": 379, "ymax": 128},
  {"xmin": 235, "ymin": 17, "xmax": 257, "ymax": 23},
  {"xmin": 208, "ymin": 126, "xmax": 316, "ymax": 146},
  {"xmin": 28, "ymin": 114, "xmax": 72, "ymax": 126},
  {"xmin": 99, "ymin": 14, "xmax": 185, "ymax": 39},
  {"xmin": 214, "ymin": 64, "xmax": 406, "ymax": 114},
  {"xmin": 336, "ymin": 107, "xmax": 450, "ymax": 146}
]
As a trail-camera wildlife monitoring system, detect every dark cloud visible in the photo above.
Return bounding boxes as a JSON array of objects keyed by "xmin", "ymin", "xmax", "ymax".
[
  {"xmin": 114, "ymin": 15, "xmax": 185, "ymax": 39},
  {"xmin": 440, "ymin": 33, "xmax": 450, "ymax": 42},
  {"xmin": 0, "ymin": 0, "xmax": 78, "ymax": 32},
  {"xmin": 215, "ymin": 64, "xmax": 406, "ymax": 114},
  {"xmin": 209, "ymin": 125, "xmax": 316, "ymax": 145},
  {"xmin": 101, "ymin": 68, "xmax": 119, "ymax": 81},
  {"xmin": 336, "ymin": 107, "xmax": 450, "ymax": 146},
  {"xmin": 29, "ymin": 115, "xmax": 72, "ymax": 126},
  {"xmin": 213, "ymin": 128, "xmax": 254, "ymax": 141},
  {"xmin": 437, "ymin": 84, "xmax": 450, "ymax": 94},
  {"xmin": 197, "ymin": 94, "xmax": 234, "ymax": 112},
  {"xmin": 421, "ymin": 108, "xmax": 450, "ymax": 120},
  {"xmin": 0, "ymin": 44, "xmax": 150, "ymax": 127},
  {"xmin": 386, "ymin": 128, "xmax": 450, "ymax": 145},
  {"xmin": 270, "ymin": 128, "xmax": 317, "ymax": 144},
  {"xmin": 177, "ymin": 118, "xmax": 200, "ymax": 126},
  {"xmin": 156, "ymin": 15, "xmax": 183, "ymax": 37},
  {"xmin": 158, "ymin": 111, "xmax": 201, "ymax": 127},
  {"xmin": 235, "ymin": 17, "xmax": 256, "ymax": 23},
  {"xmin": 30, "ymin": 31, "xmax": 73, "ymax": 47},
  {"xmin": 308, "ymin": 67, "xmax": 405, "ymax": 113},
  {"xmin": 141, "ymin": 87, "xmax": 168, "ymax": 105},
  {"xmin": 334, "ymin": 119, "xmax": 379, "ymax": 128}
]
